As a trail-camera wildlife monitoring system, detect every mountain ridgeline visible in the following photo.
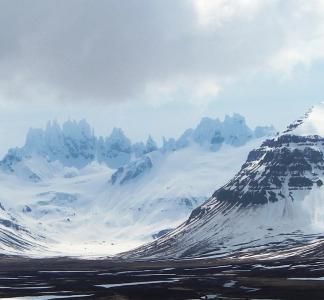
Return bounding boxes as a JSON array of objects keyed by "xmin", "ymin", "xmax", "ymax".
[
  {"xmin": 126, "ymin": 103, "xmax": 324, "ymax": 259},
  {"xmin": 0, "ymin": 112, "xmax": 276, "ymax": 256},
  {"xmin": 0, "ymin": 114, "xmax": 275, "ymax": 179}
]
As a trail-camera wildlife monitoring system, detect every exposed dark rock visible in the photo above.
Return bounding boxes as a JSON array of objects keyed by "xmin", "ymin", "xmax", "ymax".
[
  {"xmin": 111, "ymin": 156, "xmax": 153, "ymax": 185},
  {"xmin": 152, "ymin": 229, "xmax": 173, "ymax": 239},
  {"xmin": 22, "ymin": 206, "xmax": 32, "ymax": 213}
]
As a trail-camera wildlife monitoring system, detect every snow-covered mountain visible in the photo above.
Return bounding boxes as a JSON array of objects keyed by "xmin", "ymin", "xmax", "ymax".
[
  {"xmin": 0, "ymin": 201, "xmax": 45, "ymax": 254},
  {"xmin": 0, "ymin": 115, "xmax": 275, "ymax": 177},
  {"xmin": 0, "ymin": 114, "xmax": 274, "ymax": 256},
  {"xmin": 128, "ymin": 103, "xmax": 324, "ymax": 259}
]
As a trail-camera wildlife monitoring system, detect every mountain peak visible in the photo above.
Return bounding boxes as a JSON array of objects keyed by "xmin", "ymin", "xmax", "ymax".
[
  {"xmin": 127, "ymin": 105, "xmax": 324, "ymax": 259},
  {"xmin": 145, "ymin": 135, "xmax": 158, "ymax": 153},
  {"xmin": 106, "ymin": 127, "xmax": 131, "ymax": 150},
  {"xmin": 224, "ymin": 113, "xmax": 245, "ymax": 123},
  {"xmin": 284, "ymin": 103, "xmax": 324, "ymax": 136},
  {"xmin": 62, "ymin": 119, "xmax": 93, "ymax": 139}
]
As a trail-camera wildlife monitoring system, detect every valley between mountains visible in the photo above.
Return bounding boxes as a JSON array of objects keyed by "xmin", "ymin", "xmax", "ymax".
[
  {"xmin": 0, "ymin": 113, "xmax": 274, "ymax": 256},
  {"xmin": 4, "ymin": 105, "xmax": 324, "ymax": 299}
]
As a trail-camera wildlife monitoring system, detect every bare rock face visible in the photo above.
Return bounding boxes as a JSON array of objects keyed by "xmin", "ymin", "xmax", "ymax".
[{"xmin": 111, "ymin": 156, "xmax": 153, "ymax": 185}]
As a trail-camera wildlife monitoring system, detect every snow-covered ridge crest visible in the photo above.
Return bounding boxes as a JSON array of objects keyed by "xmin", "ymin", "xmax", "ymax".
[
  {"xmin": 0, "ymin": 114, "xmax": 275, "ymax": 177},
  {"xmin": 284, "ymin": 102, "xmax": 324, "ymax": 136}
]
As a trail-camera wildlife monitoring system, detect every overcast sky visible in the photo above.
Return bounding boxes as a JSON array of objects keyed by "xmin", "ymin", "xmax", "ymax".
[{"xmin": 0, "ymin": 0, "xmax": 324, "ymax": 155}]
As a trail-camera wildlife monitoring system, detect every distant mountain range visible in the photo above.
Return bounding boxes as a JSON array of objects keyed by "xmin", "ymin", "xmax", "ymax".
[
  {"xmin": 0, "ymin": 113, "xmax": 274, "ymax": 256},
  {"xmin": 0, "ymin": 114, "xmax": 275, "ymax": 177}
]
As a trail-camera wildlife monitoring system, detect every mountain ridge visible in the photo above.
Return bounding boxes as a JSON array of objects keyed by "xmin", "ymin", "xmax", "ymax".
[
  {"xmin": 125, "ymin": 103, "xmax": 324, "ymax": 259},
  {"xmin": 0, "ymin": 114, "xmax": 275, "ymax": 179}
]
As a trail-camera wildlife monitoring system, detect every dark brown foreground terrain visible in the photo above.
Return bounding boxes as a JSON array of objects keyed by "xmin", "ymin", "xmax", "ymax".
[{"xmin": 0, "ymin": 254, "xmax": 324, "ymax": 299}]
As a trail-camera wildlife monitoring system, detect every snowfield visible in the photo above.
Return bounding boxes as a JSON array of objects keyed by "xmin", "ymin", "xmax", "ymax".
[
  {"xmin": 0, "ymin": 112, "xmax": 276, "ymax": 256},
  {"xmin": 0, "ymin": 138, "xmax": 263, "ymax": 257}
]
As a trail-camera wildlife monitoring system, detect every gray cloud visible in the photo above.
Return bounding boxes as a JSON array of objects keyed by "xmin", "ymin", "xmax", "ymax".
[{"xmin": 0, "ymin": 0, "xmax": 323, "ymax": 103}]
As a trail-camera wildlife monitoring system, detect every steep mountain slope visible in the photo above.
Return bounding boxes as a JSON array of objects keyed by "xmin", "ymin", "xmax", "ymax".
[
  {"xmin": 128, "ymin": 103, "xmax": 324, "ymax": 259},
  {"xmin": 0, "ymin": 201, "xmax": 45, "ymax": 254},
  {"xmin": 0, "ymin": 114, "xmax": 274, "ymax": 256}
]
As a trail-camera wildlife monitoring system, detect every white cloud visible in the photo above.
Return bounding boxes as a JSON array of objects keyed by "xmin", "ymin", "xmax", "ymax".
[
  {"xmin": 193, "ymin": 0, "xmax": 265, "ymax": 27},
  {"xmin": 0, "ymin": 0, "xmax": 324, "ymax": 104},
  {"xmin": 266, "ymin": 1, "xmax": 324, "ymax": 75},
  {"xmin": 144, "ymin": 76, "xmax": 221, "ymax": 107}
]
